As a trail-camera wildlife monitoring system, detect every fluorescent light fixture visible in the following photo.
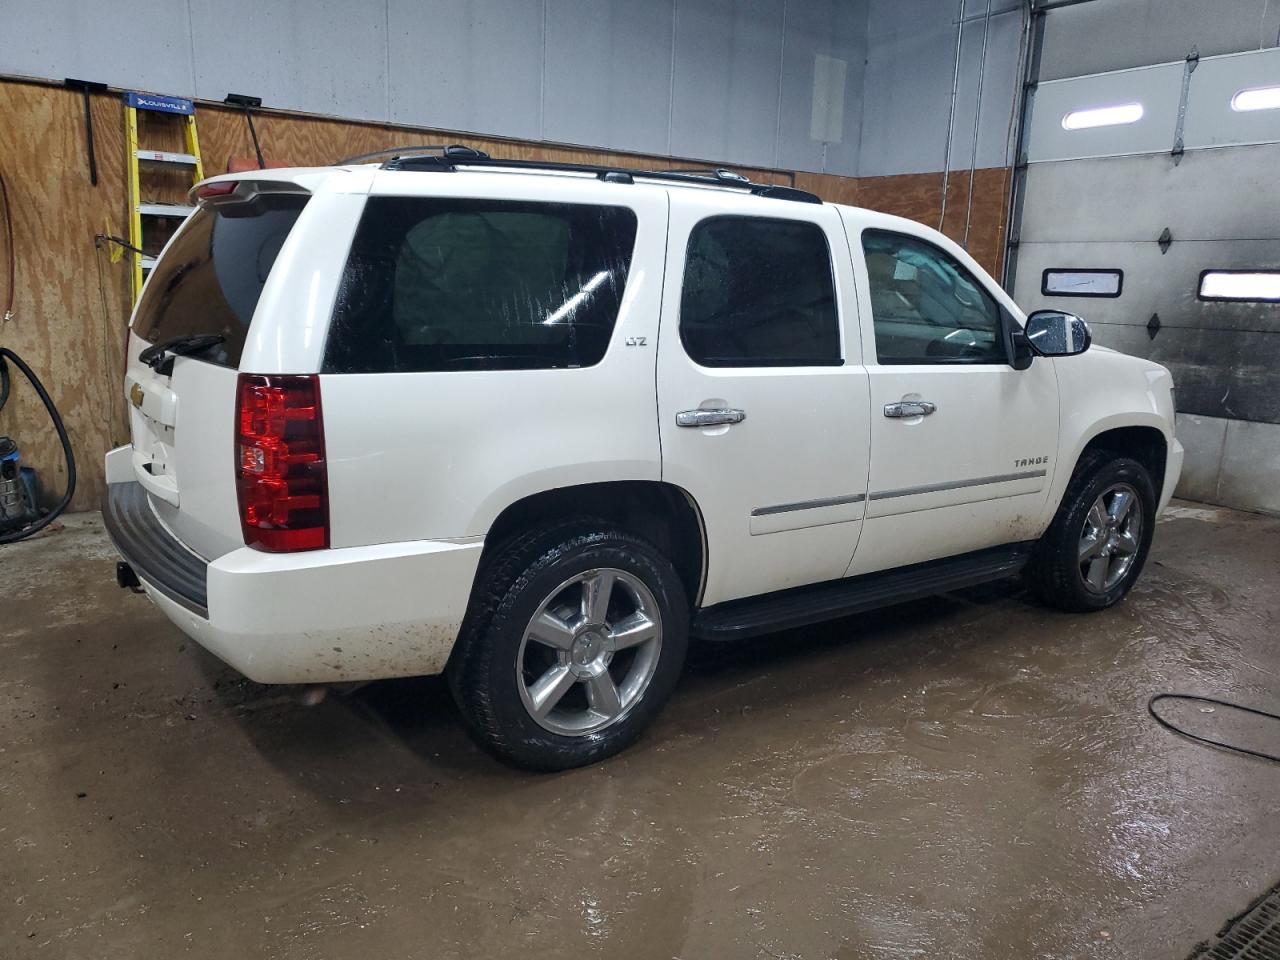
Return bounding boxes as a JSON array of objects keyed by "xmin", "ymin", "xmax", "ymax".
[
  {"xmin": 1231, "ymin": 85, "xmax": 1280, "ymax": 112},
  {"xmin": 1061, "ymin": 102, "xmax": 1144, "ymax": 131},
  {"xmin": 1199, "ymin": 270, "xmax": 1280, "ymax": 302}
]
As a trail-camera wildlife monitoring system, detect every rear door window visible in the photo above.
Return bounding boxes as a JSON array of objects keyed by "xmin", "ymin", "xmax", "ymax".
[
  {"xmin": 679, "ymin": 215, "xmax": 841, "ymax": 367},
  {"xmin": 324, "ymin": 198, "xmax": 638, "ymax": 373},
  {"xmin": 132, "ymin": 196, "xmax": 309, "ymax": 369}
]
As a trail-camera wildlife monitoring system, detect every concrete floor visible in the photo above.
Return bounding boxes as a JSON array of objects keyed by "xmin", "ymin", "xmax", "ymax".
[{"xmin": 2, "ymin": 502, "xmax": 1278, "ymax": 959}]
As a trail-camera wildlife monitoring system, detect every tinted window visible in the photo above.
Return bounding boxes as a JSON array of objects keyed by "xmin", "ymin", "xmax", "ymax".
[
  {"xmin": 133, "ymin": 197, "xmax": 308, "ymax": 368},
  {"xmin": 862, "ymin": 229, "xmax": 1007, "ymax": 365},
  {"xmin": 324, "ymin": 198, "xmax": 637, "ymax": 373},
  {"xmin": 680, "ymin": 216, "xmax": 841, "ymax": 367}
]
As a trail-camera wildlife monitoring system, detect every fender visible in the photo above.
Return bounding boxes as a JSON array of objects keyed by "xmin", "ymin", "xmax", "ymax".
[{"xmin": 1038, "ymin": 350, "xmax": 1177, "ymax": 530}]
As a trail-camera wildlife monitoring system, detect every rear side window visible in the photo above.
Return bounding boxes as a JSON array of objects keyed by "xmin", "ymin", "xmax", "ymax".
[
  {"xmin": 679, "ymin": 216, "xmax": 841, "ymax": 367},
  {"xmin": 133, "ymin": 196, "xmax": 308, "ymax": 369},
  {"xmin": 324, "ymin": 198, "xmax": 638, "ymax": 373}
]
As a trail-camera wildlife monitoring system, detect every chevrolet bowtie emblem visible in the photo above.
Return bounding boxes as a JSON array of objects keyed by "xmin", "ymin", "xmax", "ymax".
[{"xmin": 129, "ymin": 382, "xmax": 145, "ymax": 409}]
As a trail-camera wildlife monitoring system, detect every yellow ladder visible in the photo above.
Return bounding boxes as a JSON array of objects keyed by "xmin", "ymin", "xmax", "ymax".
[{"xmin": 123, "ymin": 91, "xmax": 205, "ymax": 303}]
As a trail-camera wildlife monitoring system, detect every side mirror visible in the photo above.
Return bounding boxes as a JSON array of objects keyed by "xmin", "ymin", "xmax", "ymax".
[{"xmin": 1024, "ymin": 310, "xmax": 1092, "ymax": 357}]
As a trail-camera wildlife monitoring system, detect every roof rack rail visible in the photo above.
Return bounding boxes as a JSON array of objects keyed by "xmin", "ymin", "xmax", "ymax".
[
  {"xmin": 377, "ymin": 153, "xmax": 822, "ymax": 204},
  {"xmin": 337, "ymin": 143, "xmax": 490, "ymax": 165}
]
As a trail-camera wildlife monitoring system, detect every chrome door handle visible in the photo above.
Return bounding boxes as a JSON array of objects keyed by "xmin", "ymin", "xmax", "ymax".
[
  {"xmin": 676, "ymin": 408, "xmax": 746, "ymax": 427},
  {"xmin": 884, "ymin": 401, "xmax": 936, "ymax": 418}
]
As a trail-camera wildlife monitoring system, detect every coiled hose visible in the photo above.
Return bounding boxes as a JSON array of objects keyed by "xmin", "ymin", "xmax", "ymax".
[{"xmin": 0, "ymin": 347, "xmax": 77, "ymax": 544}]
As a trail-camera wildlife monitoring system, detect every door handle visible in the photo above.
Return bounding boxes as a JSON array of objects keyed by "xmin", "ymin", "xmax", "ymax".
[
  {"xmin": 676, "ymin": 408, "xmax": 746, "ymax": 427},
  {"xmin": 884, "ymin": 400, "xmax": 936, "ymax": 418}
]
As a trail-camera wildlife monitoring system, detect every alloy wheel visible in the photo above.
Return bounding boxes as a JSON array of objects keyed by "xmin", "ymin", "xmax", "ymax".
[
  {"xmin": 1078, "ymin": 482, "xmax": 1143, "ymax": 593},
  {"xmin": 516, "ymin": 568, "xmax": 663, "ymax": 736}
]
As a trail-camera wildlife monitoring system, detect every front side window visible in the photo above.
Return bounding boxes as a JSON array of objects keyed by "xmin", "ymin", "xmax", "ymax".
[
  {"xmin": 324, "ymin": 198, "xmax": 637, "ymax": 373},
  {"xmin": 861, "ymin": 229, "xmax": 1007, "ymax": 365},
  {"xmin": 680, "ymin": 216, "xmax": 841, "ymax": 367}
]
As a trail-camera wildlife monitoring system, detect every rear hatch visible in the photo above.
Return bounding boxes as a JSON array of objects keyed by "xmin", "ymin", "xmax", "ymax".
[{"xmin": 125, "ymin": 185, "xmax": 309, "ymax": 560}]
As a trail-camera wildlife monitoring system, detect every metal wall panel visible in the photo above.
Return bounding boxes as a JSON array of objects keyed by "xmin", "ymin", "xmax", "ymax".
[
  {"xmin": 387, "ymin": 0, "xmax": 544, "ymax": 141},
  {"xmin": 668, "ymin": 0, "xmax": 786, "ymax": 169},
  {"xmin": 542, "ymin": 0, "xmax": 675, "ymax": 155},
  {"xmin": 1038, "ymin": 0, "xmax": 1280, "ymax": 83},
  {"xmin": 0, "ymin": 0, "xmax": 194, "ymax": 95},
  {"xmin": 856, "ymin": 0, "xmax": 1023, "ymax": 177},
  {"xmin": 190, "ymin": 0, "xmax": 388, "ymax": 121},
  {"xmin": 1025, "ymin": 63, "xmax": 1184, "ymax": 163},
  {"xmin": 774, "ymin": 0, "xmax": 866, "ymax": 175}
]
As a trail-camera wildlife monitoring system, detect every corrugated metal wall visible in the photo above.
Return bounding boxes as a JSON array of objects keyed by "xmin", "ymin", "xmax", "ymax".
[{"xmin": 0, "ymin": 0, "xmax": 1024, "ymax": 180}]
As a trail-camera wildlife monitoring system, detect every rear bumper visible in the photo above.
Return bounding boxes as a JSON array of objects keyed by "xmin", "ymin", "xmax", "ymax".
[{"xmin": 103, "ymin": 478, "xmax": 484, "ymax": 684}]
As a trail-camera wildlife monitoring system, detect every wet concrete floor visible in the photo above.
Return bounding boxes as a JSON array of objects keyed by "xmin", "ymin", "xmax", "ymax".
[{"xmin": 2, "ymin": 501, "xmax": 1279, "ymax": 959}]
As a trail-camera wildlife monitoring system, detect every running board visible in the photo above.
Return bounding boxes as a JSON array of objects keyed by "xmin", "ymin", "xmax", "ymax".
[{"xmin": 692, "ymin": 542, "xmax": 1035, "ymax": 642}]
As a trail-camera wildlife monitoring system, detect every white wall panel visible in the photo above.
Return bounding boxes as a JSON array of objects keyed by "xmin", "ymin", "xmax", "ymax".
[
  {"xmin": 774, "ymin": 0, "xmax": 865, "ymax": 176},
  {"xmin": 857, "ymin": 0, "xmax": 1022, "ymax": 177},
  {"xmin": 0, "ymin": 0, "xmax": 194, "ymax": 96},
  {"xmin": 542, "ymin": 0, "xmax": 674, "ymax": 155},
  {"xmin": 189, "ymin": 0, "xmax": 387, "ymax": 122},
  {"xmin": 945, "ymin": 8, "xmax": 1023, "ymax": 171},
  {"xmin": 3, "ymin": 0, "xmax": 1026, "ymax": 179},
  {"xmin": 387, "ymin": 0, "xmax": 544, "ymax": 141},
  {"xmin": 668, "ymin": 0, "xmax": 786, "ymax": 169}
]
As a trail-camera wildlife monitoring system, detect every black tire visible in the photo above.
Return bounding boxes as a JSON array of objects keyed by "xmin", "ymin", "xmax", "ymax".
[
  {"xmin": 1025, "ymin": 451, "xmax": 1156, "ymax": 613},
  {"xmin": 447, "ymin": 519, "xmax": 689, "ymax": 771}
]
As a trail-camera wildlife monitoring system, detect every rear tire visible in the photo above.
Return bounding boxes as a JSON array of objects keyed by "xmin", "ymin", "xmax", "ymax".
[
  {"xmin": 448, "ymin": 520, "xmax": 689, "ymax": 771},
  {"xmin": 1025, "ymin": 451, "xmax": 1156, "ymax": 613}
]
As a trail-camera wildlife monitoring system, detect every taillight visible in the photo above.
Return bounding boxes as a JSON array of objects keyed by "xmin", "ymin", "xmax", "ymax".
[
  {"xmin": 234, "ymin": 374, "xmax": 329, "ymax": 551},
  {"xmin": 196, "ymin": 180, "xmax": 238, "ymax": 199}
]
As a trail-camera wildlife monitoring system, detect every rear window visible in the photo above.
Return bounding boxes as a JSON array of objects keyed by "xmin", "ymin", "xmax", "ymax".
[
  {"xmin": 323, "ymin": 197, "xmax": 638, "ymax": 373},
  {"xmin": 132, "ymin": 196, "xmax": 308, "ymax": 369}
]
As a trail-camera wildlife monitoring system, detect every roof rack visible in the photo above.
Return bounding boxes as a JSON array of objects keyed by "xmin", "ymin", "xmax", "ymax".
[{"xmin": 353, "ymin": 145, "xmax": 822, "ymax": 204}]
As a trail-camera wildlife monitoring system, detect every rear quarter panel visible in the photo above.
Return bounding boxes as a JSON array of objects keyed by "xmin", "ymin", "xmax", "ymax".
[{"xmin": 319, "ymin": 177, "xmax": 670, "ymax": 547}]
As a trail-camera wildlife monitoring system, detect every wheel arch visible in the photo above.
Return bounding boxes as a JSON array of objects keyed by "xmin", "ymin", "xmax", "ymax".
[
  {"xmin": 478, "ymin": 480, "xmax": 708, "ymax": 608},
  {"xmin": 1043, "ymin": 414, "xmax": 1171, "ymax": 530}
]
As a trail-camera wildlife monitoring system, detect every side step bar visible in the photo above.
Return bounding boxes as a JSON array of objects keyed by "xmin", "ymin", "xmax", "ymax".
[{"xmin": 692, "ymin": 542, "xmax": 1034, "ymax": 642}]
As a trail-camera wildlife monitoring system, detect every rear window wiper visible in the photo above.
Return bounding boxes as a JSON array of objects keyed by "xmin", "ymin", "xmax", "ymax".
[{"xmin": 139, "ymin": 334, "xmax": 226, "ymax": 370}]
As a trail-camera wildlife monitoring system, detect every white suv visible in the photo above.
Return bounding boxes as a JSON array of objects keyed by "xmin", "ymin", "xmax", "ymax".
[{"xmin": 104, "ymin": 147, "xmax": 1183, "ymax": 770}]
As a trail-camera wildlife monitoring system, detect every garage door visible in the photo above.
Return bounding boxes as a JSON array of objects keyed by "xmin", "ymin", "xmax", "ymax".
[{"xmin": 1010, "ymin": 47, "xmax": 1280, "ymax": 514}]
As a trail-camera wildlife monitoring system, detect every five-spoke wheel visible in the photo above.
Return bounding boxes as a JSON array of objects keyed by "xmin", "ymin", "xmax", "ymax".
[
  {"xmin": 448, "ymin": 523, "xmax": 689, "ymax": 770},
  {"xmin": 1077, "ymin": 482, "xmax": 1143, "ymax": 593},
  {"xmin": 1026, "ymin": 451, "xmax": 1156, "ymax": 612},
  {"xmin": 517, "ymin": 568, "xmax": 663, "ymax": 736}
]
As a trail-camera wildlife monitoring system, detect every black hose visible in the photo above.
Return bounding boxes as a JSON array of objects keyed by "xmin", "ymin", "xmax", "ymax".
[
  {"xmin": 1148, "ymin": 693, "xmax": 1280, "ymax": 764},
  {"xmin": 0, "ymin": 347, "xmax": 77, "ymax": 544}
]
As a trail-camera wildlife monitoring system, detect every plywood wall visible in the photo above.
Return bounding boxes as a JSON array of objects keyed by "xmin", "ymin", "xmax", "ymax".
[{"xmin": 0, "ymin": 77, "xmax": 1010, "ymax": 513}]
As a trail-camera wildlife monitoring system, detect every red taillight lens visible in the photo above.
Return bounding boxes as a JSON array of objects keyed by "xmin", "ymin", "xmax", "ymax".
[
  {"xmin": 234, "ymin": 374, "xmax": 329, "ymax": 552},
  {"xmin": 196, "ymin": 180, "xmax": 238, "ymax": 199}
]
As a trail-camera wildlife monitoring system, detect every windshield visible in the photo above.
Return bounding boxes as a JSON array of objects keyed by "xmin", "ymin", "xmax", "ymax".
[{"xmin": 132, "ymin": 196, "xmax": 309, "ymax": 369}]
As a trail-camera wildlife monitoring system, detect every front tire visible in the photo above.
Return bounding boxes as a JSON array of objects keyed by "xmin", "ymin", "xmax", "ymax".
[
  {"xmin": 1026, "ymin": 452, "xmax": 1156, "ymax": 612},
  {"xmin": 448, "ymin": 521, "xmax": 689, "ymax": 771}
]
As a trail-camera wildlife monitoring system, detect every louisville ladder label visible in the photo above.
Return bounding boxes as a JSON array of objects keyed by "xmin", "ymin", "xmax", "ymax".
[{"xmin": 124, "ymin": 91, "xmax": 195, "ymax": 115}]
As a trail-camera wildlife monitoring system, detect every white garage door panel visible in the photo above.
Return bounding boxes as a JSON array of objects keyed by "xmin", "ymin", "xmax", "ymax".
[
  {"xmin": 1013, "ymin": 238, "xmax": 1280, "ymax": 332},
  {"xmin": 1027, "ymin": 63, "xmax": 1184, "ymax": 163},
  {"xmin": 1183, "ymin": 48, "xmax": 1280, "ymax": 149},
  {"xmin": 1019, "ymin": 147, "xmax": 1280, "ymax": 243}
]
